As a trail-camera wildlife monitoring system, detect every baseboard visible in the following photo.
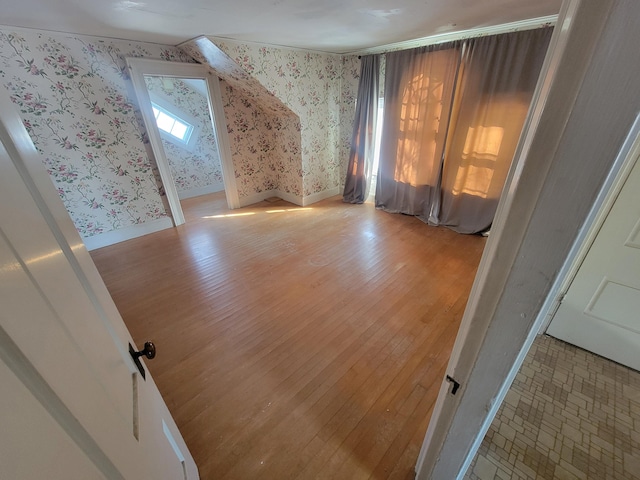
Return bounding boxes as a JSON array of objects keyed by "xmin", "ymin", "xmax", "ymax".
[
  {"xmin": 237, "ymin": 190, "xmax": 279, "ymax": 207},
  {"xmin": 302, "ymin": 186, "xmax": 340, "ymax": 206},
  {"xmin": 237, "ymin": 187, "xmax": 340, "ymax": 208},
  {"xmin": 83, "ymin": 187, "xmax": 342, "ymax": 249},
  {"xmin": 277, "ymin": 190, "xmax": 303, "ymax": 206},
  {"xmin": 178, "ymin": 183, "xmax": 224, "ymax": 200},
  {"xmin": 82, "ymin": 217, "xmax": 174, "ymax": 251}
]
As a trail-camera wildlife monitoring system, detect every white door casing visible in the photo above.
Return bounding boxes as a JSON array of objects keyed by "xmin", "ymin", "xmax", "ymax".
[
  {"xmin": 126, "ymin": 58, "xmax": 240, "ymax": 226},
  {"xmin": 414, "ymin": 0, "xmax": 640, "ymax": 477},
  {"xmin": 547, "ymin": 129, "xmax": 640, "ymax": 370},
  {"xmin": 0, "ymin": 87, "xmax": 198, "ymax": 478}
]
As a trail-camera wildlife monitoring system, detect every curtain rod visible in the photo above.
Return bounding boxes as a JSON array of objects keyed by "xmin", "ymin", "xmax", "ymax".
[{"xmin": 350, "ymin": 14, "xmax": 557, "ymax": 57}]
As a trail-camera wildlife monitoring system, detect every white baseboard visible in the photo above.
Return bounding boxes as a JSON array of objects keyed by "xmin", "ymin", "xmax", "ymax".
[
  {"xmin": 237, "ymin": 190, "xmax": 279, "ymax": 207},
  {"xmin": 82, "ymin": 217, "xmax": 174, "ymax": 251},
  {"xmin": 178, "ymin": 182, "xmax": 224, "ymax": 200},
  {"xmin": 278, "ymin": 190, "xmax": 304, "ymax": 206},
  {"xmin": 236, "ymin": 186, "xmax": 340, "ymax": 208},
  {"xmin": 84, "ymin": 186, "xmax": 342, "ymax": 250},
  {"xmin": 302, "ymin": 186, "xmax": 340, "ymax": 206}
]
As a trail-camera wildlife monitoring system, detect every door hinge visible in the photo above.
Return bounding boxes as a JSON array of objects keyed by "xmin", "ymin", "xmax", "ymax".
[
  {"xmin": 550, "ymin": 292, "xmax": 567, "ymax": 317},
  {"xmin": 446, "ymin": 375, "xmax": 461, "ymax": 395}
]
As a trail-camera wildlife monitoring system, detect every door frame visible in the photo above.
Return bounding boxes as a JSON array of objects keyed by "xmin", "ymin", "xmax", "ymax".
[
  {"xmin": 415, "ymin": 1, "xmax": 583, "ymax": 475},
  {"xmin": 0, "ymin": 84, "xmax": 199, "ymax": 478},
  {"xmin": 414, "ymin": 0, "xmax": 637, "ymax": 477},
  {"xmin": 539, "ymin": 114, "xmax": 640, "ymax": 333},
  {"xmin": 126, "ymin": 58, "xmax": 239, "ymax": 226}
]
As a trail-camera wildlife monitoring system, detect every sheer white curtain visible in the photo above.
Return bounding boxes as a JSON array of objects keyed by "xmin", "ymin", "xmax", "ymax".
[{"xmin": 343, "ymin": 55, "xmax": 380, "ymax": 204}]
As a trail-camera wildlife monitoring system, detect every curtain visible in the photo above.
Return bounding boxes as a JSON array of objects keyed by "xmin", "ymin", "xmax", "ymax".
[
  {"xmin": 375, "ymin": 42, "xmax": 462, "ymax": 220},
  {"xmin": 343, "ymin": 55, "xmax": 380, "ymax": 203},
  {"xmin": 437, "ymin": 27, "xmax": 553, "ymax": 233}
]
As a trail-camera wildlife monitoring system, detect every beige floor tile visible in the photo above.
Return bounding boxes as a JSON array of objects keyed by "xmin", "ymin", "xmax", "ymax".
[{"xmin": 465, "ymin": 335, "xmax": 640, "ymax": 480}]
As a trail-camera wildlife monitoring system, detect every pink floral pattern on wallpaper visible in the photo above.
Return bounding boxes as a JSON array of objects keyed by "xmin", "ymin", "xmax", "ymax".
[
  {"xmin": 180, "ymin": 40, "xmax": 304, "ymax": 199},
  {"xmin": 219, "ymin": 83, "xmax": 303, "ymax": 198},
  {"xmin": 211, "ymin": 40, "xmax": 360, "ymax": 197},
  {"xmin": 220, "ymin": 82, "xmax": 276, "ymax": 197},
  {"xmin": 144, "ymin": 76, "xmax": 224, "ymax": 193},
  {"xmin": 0, "ymin": 26, "xmax": 362, "ymax": 242},
  {"xmin": 0, "ymin": 28, "xmax": 193, "ymax": 237}
]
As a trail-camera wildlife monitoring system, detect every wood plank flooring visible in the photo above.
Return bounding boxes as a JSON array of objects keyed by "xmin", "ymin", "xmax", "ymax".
[{"xmin": 90, "ymin": 192, "xmax": 486, "ymax": 479}]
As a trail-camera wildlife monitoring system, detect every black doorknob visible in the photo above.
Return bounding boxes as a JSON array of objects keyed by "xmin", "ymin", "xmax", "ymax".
[
  {"xmin": 131, "ymin": 341, "xmax": 156, "ymax": 360},
  {"xmin": 129, "ymin": 341, "xmax": 156, "ymax": 380}
]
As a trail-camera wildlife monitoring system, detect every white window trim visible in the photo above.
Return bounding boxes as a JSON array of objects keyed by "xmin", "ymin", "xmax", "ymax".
[{"xmin": 148, "ymin": 92, "xmax": 201, "ymax": 152}]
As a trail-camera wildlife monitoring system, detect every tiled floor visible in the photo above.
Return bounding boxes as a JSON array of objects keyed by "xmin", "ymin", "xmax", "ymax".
[{"xmin": 465, "ymin": 335, "xmax": 640, "ymax": 480}]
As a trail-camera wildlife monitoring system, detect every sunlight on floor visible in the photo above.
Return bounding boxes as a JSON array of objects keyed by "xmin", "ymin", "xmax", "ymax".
[
  {"xmin": 266, "ymin": 208, "xmax": 313, "ymax": 214},
  {"xmin": 203, "ymin": 207, "xmax": 313, "ymax": 219},
  {"xmin": 202, "ymin": 212, "xmax": 257, "ymax": 219}
]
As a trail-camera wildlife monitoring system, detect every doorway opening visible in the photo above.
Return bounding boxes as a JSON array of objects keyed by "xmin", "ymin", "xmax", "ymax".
[
  {"xmin": 144, "ymin": 75, "xmax": 226, "ymax": 204},
  {"xmin": 126, "ymin": 58, "xmax": 239, "ymax": 227}
]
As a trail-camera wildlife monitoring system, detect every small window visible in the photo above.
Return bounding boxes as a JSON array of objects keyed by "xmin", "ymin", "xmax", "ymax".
[
  {"xmin": 151, "ymin": 103, "xmax": 194, "ymax": 144},
  {"xmin": 368, "ymin": 97, "xmax": 385, "ymax": 200}
]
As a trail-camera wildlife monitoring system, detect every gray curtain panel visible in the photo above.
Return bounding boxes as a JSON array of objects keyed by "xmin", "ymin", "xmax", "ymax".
[
  {"xmin": 343, "ymin": 55, "xmax": 379, "ymax": 204},
  {"xmin": 375, "ymin": 42, "xmax": 462, "ymax": 219},
  {"xmin": 374, "ymin": 27, "xmax": 552, "ymax": 234},
  {"xmin": 439, "ymin": 27, "xmax": 553, "ymax": 233}
]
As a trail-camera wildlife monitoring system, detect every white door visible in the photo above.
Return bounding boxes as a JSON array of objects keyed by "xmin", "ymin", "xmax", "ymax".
[
  {"xmin": 0, "ymin": 92, "xmax": 198, "ymax": 478},
  {"xmin": 547, "ymin": 142, "xmax": 640, "ymax": 371}
]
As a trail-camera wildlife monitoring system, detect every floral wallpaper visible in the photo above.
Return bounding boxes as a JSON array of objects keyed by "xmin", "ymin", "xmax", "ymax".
[
  {"xmin": 213, "ymin": 40, "xmax": 360, "ymax": 197},
  {"xmin": 183, "ymin": 38, "xmax": 360, "ymax": 199},
  {"xmin": 219, "ymin": 82, "xmax": 303, "ymax": 198},
  {"xmin": 180, "ymin": 39, "xmax": 303, "ymax": 200},
  {"xmin": 144, "ymin": 76, "xmax": 224, "ymax": 195},
  {"xmin": 0, "ymin": 27, "xmax": 193, "ymax": 238},
  {"xmin": 0, "ymin": 26, "xmax": 361, "ymax": 244}
]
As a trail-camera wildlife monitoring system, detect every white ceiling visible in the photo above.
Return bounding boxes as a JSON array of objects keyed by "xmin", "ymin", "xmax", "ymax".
[{"xmin": 0, "ymin": 0, "xmax": 562, "ymax": 53}]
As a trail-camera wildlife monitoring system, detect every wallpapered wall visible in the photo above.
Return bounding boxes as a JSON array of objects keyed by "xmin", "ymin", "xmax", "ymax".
[
  {"xmin": 210, "ymin": 39, "xmax": 360, "ymax": 197},
  {"xmin": 180, "ymin": 38, "xmax": 305, "ymax": 200},
  {"xmin": 0, "ymin": 28, "xmax": 193, "ymax": 238},
  {"xmin": 218, "ymin": 81, "xmax": 303, "ymax": 199},
  {"xmin": 144, "ymin": 76, "xmax": 224, "ymax": 196},
  {"xmin": 0, "ymin": 26, "xmax": 360, "ymax": 244}
]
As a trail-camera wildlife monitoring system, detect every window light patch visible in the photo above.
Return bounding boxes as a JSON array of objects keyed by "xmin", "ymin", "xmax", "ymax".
[{"xmin": 151, "ymin": 103, "xmax": 193, "ymax": 143}]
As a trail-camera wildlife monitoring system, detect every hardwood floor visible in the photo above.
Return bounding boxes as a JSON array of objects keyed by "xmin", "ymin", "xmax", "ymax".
[{"xmin": 90, "ymin": 192, "xmax": 486, "ymax": 479}]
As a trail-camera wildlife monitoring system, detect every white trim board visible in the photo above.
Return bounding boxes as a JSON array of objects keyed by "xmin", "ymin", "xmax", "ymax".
[
  {"xmin": 277, "ymin": 191, "xmax": 304, "ymax": 207},
  {"xmin": 126, "ymin": 58, "xmax": 240, "ymax": 221},
  {"xmin": 81, "ymin": 184, "xmax": 338, "ymax": 249},
  {"xmin": 177, "ymin": 183, "xmax": 225, "ymax": 200},
  {"xmin": 237, "ymin": 187, "xmax": 340, "ymax": 208},
  {"xmin": 202, "ymin": 35, "xmax": 345, "ymax": 56},
  {"xmin": 537, "ymin": 114, "xmax": 640, "ymax": 334},
  {"xmin": 302, "ymin": 187, "xmax": 340, "ymax": 206},
  {"xmin": 442, "ymin": 2, "xmax": 586, "ymax": 475},
  {"xmin": 414, "ymin": 0, "xmax": 635, "ymax": 477},
  {"xmin": 351, "ymin": 15, "xmax": 557, "ymax": 56},
  {"xmin": 82, "ymin": 217, "xmax": 173, "ymax": 251},
  {"xmin": 238, "ymin": 190, "xmax": 303, "ymax": 208},
  {"xmin": 237, "ymin": 190, "xmax": 281, "ymax": 208}
]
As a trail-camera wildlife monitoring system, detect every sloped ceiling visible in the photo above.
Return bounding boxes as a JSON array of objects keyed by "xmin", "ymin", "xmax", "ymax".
[{"xmin": 0, "ymin": 0, "xmax": 562, "ymax": 53}]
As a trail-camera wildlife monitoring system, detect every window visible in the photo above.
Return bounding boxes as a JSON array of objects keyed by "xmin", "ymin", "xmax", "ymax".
[
  {"xmin": 371, "ymin": 97, "xmax": 385, "ymax": 181},
  {"xmin": 151, "ymin": 103, "xmax": 194, "ymax": 144},
  {"xmin": 367, "ymin": 97, "xmax": 385, "ymax": 200}
]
